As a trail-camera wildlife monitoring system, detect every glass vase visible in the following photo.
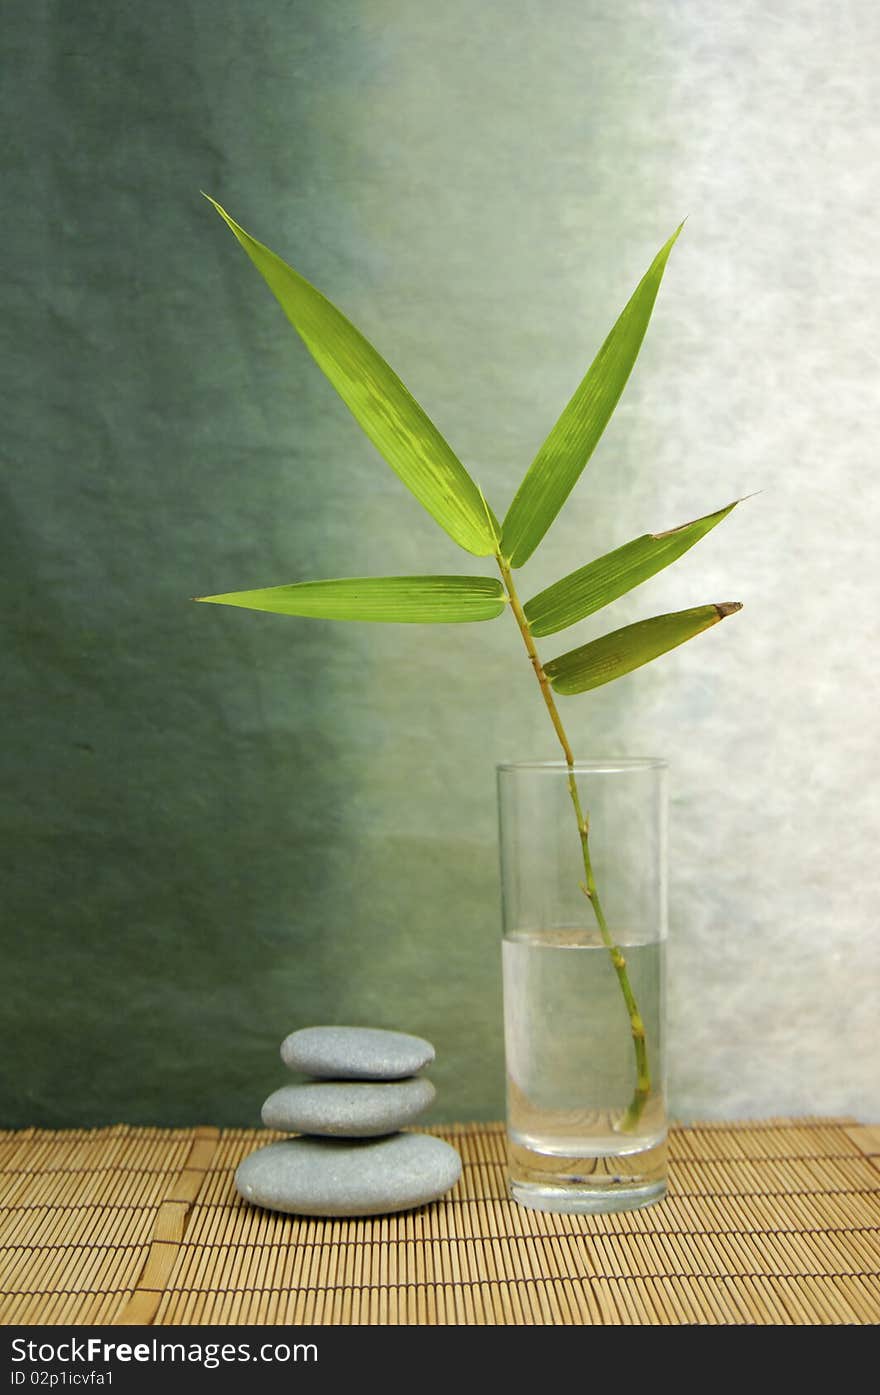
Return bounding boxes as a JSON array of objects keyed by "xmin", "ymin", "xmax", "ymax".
[{"xmin": 498, "ymin": 759, "xmax": 667, "ymax": 1214}]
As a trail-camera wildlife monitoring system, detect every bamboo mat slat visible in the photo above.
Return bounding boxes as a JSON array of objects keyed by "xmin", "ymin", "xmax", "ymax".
[{"xmin": 0, "ymin": 1119, "xmax": 878, "ymax": 1326}]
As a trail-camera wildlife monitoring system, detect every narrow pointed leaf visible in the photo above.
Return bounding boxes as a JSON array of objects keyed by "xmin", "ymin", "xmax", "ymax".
[
  {"xmin": 524, "ymin": 500, "xmax": 738, "ymax": 636},
  {"xmin": 544, "ymin": 603, "xmax": 742, "ymax": 695},
  {"xmin": 501, "ymin": 224, "xmax": 684, "ymax": 567},
  {"xmin": 194, "ymin": 575, "xmax": 507, "ymax": 624},
  {"xmin": 204, "ymin": 195, "xmax": 496, "ymax": 557}
]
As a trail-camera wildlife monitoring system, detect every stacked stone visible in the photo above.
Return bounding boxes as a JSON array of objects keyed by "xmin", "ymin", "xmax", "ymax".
[{"xmin": 235, "ymin": 1026, "xmax": 462, "ymax": 1217}]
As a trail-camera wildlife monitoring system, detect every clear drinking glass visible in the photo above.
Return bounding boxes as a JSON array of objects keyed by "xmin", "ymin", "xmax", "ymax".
[{"xmin": 498, "ymin": 760, "xmax": 667, "ymax": 1214}]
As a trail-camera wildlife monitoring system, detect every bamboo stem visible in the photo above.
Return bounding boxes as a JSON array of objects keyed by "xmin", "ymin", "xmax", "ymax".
[{"xmin": 497, "ymin": 554, "xmax": 651, "ymax": 1130}]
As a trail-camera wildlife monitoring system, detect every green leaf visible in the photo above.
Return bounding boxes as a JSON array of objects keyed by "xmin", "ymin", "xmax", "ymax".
[
  {"xmin": 193, "ymin": 575, "xmax": 507, "ymax": 624},
  {"xmin": 501, "ymin": 224, "xmax": 684, "ymax": 568},
  {"xmin": 524, "ymin": 500, "xmax": 738, "ymax": 636},
  {"xmin": 204, "ymin": 194, "xmax": 496, "ymax": 558},
  {"xmin": 544, "ymin": 603, "xmax": 742, "ymax": 695}
]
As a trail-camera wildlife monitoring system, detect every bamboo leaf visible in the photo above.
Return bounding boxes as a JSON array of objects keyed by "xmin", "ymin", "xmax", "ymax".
[
  {"xmin": 501, "ymin": 224, "xmax": 684, "ymax": 568},
  {"xmin": 193, "ymin": 575, "xmax": 507, "ymax": 624},
  {"xmin": 544, "ymin": 603, "xmax": 742, "ymax": 694},
  {"xmin": 524, "ymin": 500, "xmax": 737, "ymax": 636},
  {"xmin": 204, "ymin": 195, "xmax": 496, "ymax": 557}
]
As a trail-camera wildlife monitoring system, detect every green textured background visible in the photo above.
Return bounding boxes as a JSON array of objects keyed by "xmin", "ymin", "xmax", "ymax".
[
  {"xmin": 11, "ymin": 2, "xmax": 875, "ymax": 1130},
  {"xmin": 5, "ymin": 0, "xmax": 667, "ymax": 1126}
]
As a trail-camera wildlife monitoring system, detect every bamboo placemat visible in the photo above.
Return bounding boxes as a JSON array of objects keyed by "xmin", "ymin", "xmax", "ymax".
[{"xmin": 1, "ymin": 1119, "xmax": 878, "ymax": 1326}]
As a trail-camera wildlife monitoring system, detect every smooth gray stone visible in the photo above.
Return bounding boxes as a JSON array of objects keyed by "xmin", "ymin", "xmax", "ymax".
[
  {"xmin": 235, "ymin": 1134, "xmax": 462, "ymax": 1216},
  {"xmin": 281, "ymin": 1026, "xmax": 435, "ymax": 1081},
  {"xmin": 261, "ymin": 1077, "xmax": 436, "ymax": 1137}
]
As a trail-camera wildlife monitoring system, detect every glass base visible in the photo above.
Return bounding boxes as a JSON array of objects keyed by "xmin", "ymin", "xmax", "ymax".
[
  {"xmin": 507, "ymin": 1134, "xmax": 667, "ymax": 1215},
  {"xmin": 510, "ymin": 1177, "xmax": 667, "ymax": 1215}
]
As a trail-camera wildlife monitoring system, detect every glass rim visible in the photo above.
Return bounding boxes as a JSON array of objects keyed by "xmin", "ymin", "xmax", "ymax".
[{"xmin": 497, "ymin": 758, "xmax": 667, "ymax": 773}]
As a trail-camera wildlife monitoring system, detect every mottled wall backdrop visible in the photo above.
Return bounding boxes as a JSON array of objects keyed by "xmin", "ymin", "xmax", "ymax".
[{"xmin": 4, "ymin": 0, "xmax": 878, "ymax": 1126}]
